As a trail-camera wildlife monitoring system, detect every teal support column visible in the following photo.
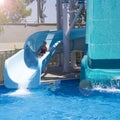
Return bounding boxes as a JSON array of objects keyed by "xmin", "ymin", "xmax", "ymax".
[{"xmin": 80, "ymin": 0, "xmax": 120, "ymax": 82}]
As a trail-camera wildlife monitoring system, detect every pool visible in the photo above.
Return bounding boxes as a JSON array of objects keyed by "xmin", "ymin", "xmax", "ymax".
[{"xmin": 0, "ymin": 79, "xmax": 120, "ymax": 120}]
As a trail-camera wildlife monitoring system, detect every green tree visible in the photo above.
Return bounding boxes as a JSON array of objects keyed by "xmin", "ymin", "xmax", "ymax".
[
  {"xmin": 22, "ymin": 0, "xmax": 47, "ymax": 23},
  {"xmin": 22, "ymin": 0, "xmax": 34, "ymax": 5},
  {"xmin": 4, "ymin": 0, "xmax": 31, "ymax": 23},
  {"xmin": 0, "ymin": 0, "xmax": 32, "ymax": 31},
  {"xmin": 69, "ymin": 0, "xmax": 86, "ymax": 28},
  {"xmin": 76, "ymin": 2, "xmax": 86, "ymax": 27},
  {"xmin": 0, "ymin": 11, "xmax": 8, "ymax": 32},
  {"xmin": 37, "ymin": 0, "xmax": 46, "ymax": 23}
]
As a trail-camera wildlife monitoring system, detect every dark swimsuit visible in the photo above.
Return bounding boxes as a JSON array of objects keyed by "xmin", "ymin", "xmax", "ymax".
[{"xmin": 40, "ymin": 47, "xmax": 47, "ymax": 54}]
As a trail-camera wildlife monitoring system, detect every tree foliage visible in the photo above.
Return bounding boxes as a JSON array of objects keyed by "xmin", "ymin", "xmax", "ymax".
[
  {"xmin": 77, "ymin": 3, "xmax": 86, "ymax": 27},
  {"xmin": 37, "ymin": 0, "xmax": 46, "ymax": 23},
  {"xmin": 0, "ymin": 0, "xmax": 32, "ymax": 23},
  {"xmin": 22, "ymin": 0, "xmax": 34, "ymax": 5},
  {"xmin": 75, "ymin": 2, "xmax": 86, "ymax": 27},
  {"xmin": 69, "ymin": 0, "xmax": 86, "ymax": 28},
  {"xmin": 22, "ymin": 0, "xmax": 47, "ymax": 23}
]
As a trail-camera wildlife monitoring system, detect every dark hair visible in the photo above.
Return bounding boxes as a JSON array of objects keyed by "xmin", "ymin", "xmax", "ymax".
[{"xmin": 43, "ymin": 41, "xmax": 47, "ymax": 44}]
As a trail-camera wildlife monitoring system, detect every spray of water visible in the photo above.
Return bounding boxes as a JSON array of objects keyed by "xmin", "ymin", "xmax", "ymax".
[
  {"xmin": 91, "ymin": 76, "xmax": 120, "ymax": 93},
  {"xmin": 5, "ymin": 89, "xmax": 31, "ymax": 97},
  {"xmin": 93, "ymin": 86, "xmax": 120, "ymax": 93},
  {"xmin": 5, "ymin": 79, "xmax": 32, "ymax": 97}
]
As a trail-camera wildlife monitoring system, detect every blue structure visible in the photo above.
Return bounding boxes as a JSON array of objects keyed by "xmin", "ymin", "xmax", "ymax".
[
  {"xmin": 4, "ymin": 28, "xmax": 85, "ymax": 88},
  {"xmin": 78, "ymin": 0, "xmax": 85, "ymax": 4},
  {"xmin": 80, "ymin": 0, "xmax": 120, "ymax": 82},
  {"xmin": 61, "ymin": 0, "xmax": 85, "ymax": 3},
  {"xmin": 5, "ymin": 0, "xmax": 120, "ymax": 89}
]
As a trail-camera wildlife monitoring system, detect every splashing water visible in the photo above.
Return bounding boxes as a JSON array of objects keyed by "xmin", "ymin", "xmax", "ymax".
[
  {"xmin": 5, "ymin": 89, "xmax": 31, "ymax": 97},
  {"xmin": 5, "ymin": 79, "xmax": 31, "ymax": 97},
  {"xmin": 93, "ymin": 85, "xmax": 120, "ymax": 93},
  {"xmin": 18, "ymin": 79, "xmax": 30, "ymax": 89}
]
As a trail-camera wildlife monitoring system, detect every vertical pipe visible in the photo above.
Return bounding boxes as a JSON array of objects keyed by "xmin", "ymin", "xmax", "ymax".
[
  {"xmin": 62, "ymin": 3, "xmax": 70, "ymax": 72},
  {"xmin": 71, "ymin": 51, "xmax": 77, "ymax": 68},
  {"xmin": 56, "ymin": 0, "xmax": 63, "ymax": 66},
  {"xmin": 56, "ymin": 0, "xmax": 62, "ymax": 30},
  {"xmin": 37, "ymin": 0, "xmax": 40, "ymax": 23}
]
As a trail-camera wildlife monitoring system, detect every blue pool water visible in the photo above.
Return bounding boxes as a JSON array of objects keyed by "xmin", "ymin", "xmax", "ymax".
[{"xmin": 0, "ymin": 79, "xmax": 120, "ymax": 120}]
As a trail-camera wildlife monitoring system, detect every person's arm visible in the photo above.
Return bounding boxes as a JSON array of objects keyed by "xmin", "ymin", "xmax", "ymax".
[
  {"xmin": 45, "ymin": 46, "xmax": 47, "ymax": 52},
  {"xmin": 36, "ymin": 46, "xmax": 42, "ymax": 55}
]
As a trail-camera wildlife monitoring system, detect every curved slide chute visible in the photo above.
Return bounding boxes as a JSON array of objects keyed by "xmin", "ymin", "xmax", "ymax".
[{"xmin": 4, "ymin": 28, "xmax": 85, "ymax": 88}]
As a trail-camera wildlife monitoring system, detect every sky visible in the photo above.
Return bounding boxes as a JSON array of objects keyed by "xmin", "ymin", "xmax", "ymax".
[{"xmin": 26, "ymin": 0, "xmax": 57, "ymax": 23}]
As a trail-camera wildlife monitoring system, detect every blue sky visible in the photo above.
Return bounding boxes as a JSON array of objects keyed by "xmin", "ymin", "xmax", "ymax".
[{"xmin": 26, "ymin": 0, "xmax": 57, "ymax": 23}]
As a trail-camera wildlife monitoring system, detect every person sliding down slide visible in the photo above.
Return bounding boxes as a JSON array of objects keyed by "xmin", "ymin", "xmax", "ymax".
[{"xmin": 37, "ymin": 41, "xmax": 47, "ymax": 57}]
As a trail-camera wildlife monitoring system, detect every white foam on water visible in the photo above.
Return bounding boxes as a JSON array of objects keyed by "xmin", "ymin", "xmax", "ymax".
[
  {"xmin": 112, "ymin": 76, "xmax": 120, "ymax": 80},
  {"xmin": 4, "ymin": 78, "xmax": 32, "ymax": 97},
  {"xmin": 93, "ymin": 86, "xmax": 120, "ymax": 93},
  {"xmin": 9, "ymin": 89, "xmax": 31, "ymax": 96},
  {"xmin": 3, "ymin": 88, "xmax": 31, "ymax": 97}
]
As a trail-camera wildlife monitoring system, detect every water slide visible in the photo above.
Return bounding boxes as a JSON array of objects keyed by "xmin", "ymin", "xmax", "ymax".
[
  {"xmin": 4, "ymin": 28, "xmax": 85, "ymax": 88},
  {"xmin": 80, "ymin": 0, "xmax": 120, "ymax": 82}
]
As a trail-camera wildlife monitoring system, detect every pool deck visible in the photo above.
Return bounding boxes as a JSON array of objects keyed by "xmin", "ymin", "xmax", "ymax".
[{"xmin": 41, "ymin": 66, "xmax": 80, "ymax": 82}]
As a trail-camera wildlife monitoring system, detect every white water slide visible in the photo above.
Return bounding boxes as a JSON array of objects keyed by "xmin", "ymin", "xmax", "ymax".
[{"xmin": 4, "ymin": 28, "xmax": 85, "ymax": 89}]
